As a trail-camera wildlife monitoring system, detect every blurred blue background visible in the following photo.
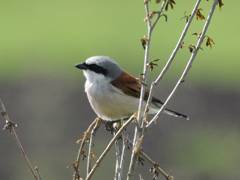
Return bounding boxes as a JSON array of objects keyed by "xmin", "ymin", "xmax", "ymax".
[{"xmin": 0, "ymin": 1, "xmax": 239, "ymax": 180}]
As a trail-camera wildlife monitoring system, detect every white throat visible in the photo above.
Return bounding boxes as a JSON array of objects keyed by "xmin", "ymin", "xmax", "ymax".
[{"xmin": 83, "ymin": 70, "xmax": 108, "ymax": 83}]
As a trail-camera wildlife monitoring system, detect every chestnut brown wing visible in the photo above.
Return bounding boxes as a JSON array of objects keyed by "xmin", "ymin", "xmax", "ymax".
[
  {"xmin": 111, "ymin": 71, "xmax": 143, "ymax": 98},
  {"xmin": 111, "ymin": 71, "xmax": 188, "ymax": 119},
  {"xmin": 111, "ymin": 71, "xmax": 162, "ymax": 103}
]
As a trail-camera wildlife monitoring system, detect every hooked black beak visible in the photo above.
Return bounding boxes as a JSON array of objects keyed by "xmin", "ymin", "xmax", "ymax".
[{"xmin": 75, "ymin": 62, "xmax": 88, "ymax": 70}]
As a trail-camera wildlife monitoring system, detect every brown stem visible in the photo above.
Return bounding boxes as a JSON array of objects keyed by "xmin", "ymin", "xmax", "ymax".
[
  {"xmin": 72, "ymin": 117, "xmax": 100, "ymax": 180},
  {"xmin": 0, "ymin": 98, "xmax": 40, "ymax": 180},
  {"xmin": 86, "ymin": 114, "xmax": 135, "ymax": 180}
]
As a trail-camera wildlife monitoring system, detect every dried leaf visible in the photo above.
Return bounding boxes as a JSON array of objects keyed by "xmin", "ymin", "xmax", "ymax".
[
  {"xmin": 147, "ymin": 58, "xmax": 160, "ymax": 71},
  {"xmin": 150, "ymin": 164, "xmax": 160, "ymax": 180},
  {"xmin": 155, "ymin": 0, "xmax": 161, "ymax": 3},
  {"xmin": 196, "ymin": 8, "xmax": 205, "ymax": 21},
  {"xmin": 180, "ymin": 41, "xmax": 184, "ymax": 49},
  {"xmin": 218, "ymin": 0, "xmax": 224, "ymax": 8},
  {"xmin": 188, "ymin": 44, "xmax": 196, "ymax": 53},
  {"xmin": 165, "ymin": 0, "xmax": 176, "ymax": 11},
  {"xmin": 137, "ymin": 156, "xmax": 145, "ymax": 166},
  {"xmin": 205, "ymin": 36, "xmax": 215, "ymax": 48},
  {"xmin": 192, "ymin": 32, "xmax": 198, "ymax": 36},
  {"xmin": 140, "ymin": 35, "xmax": 149, "ymax": 50}
]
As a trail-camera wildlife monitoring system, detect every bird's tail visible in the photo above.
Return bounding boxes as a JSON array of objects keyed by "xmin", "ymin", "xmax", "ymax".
[
  {"xmin": 163, "ymin": 108, "xmax": 189, "ymax": 120},
  {"xmin": 151, "ymin": 97, "xmax": 189, "ymax": 120}
]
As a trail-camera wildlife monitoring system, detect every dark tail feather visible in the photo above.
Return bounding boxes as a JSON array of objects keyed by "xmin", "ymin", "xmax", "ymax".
[
  {"xmin": 152, "ymin": 97, "xmax": 190, "ymax": 120},
  {"xmin": 164, "ymin": 108, "xmax": 190, "ymax": 120}
]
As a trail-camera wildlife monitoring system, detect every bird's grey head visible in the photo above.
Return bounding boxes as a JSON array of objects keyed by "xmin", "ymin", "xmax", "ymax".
[{"xmin": 75, "ymin": 56, "xmax": 122, "ymax": 82}]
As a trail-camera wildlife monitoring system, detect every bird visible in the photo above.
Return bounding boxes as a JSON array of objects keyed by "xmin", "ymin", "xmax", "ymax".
[{"xmin": 75, "ymin": 56, "xmax": 189, "ymax": 122}]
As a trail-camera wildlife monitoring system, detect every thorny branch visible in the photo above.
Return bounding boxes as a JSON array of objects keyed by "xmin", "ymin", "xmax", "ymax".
[
  {"xmin": 0, "ymin": 98, "xmax": 40, "ymax": 180},
  {"xmin": 114, "ymin": 122, "xmax": 128, "ymax": 180},
  {"xmin": 128, "ymin": 0, "xmax": 222, "ymax": 179},
  {"xmin": 86, "ymin": 114, "xmax": 136, "ymax": 180},
  {"xmin": 86, "ymin": 118, "xmax": 102, "ymax": 177},
  {"xmin": 143, "ymin": 0, "xmax": 202, "ymax": 116},
  {"xmin": 141, "ymin": 151, "xmax": 173, "ymax": 180},
  {"xmin": 73, "ymin": 117, "xmax": 101, "ymax": 180},
  {"xmin": 127, "ymin": 1, "xmax": 167, "ymax": 179},
  {"xmin": 147, "ymin": 0, "xmax": 220, "ymax": 127},
  {"xmin": 125, "ymin": 135, "xmax": 173, "ymax": 180}
]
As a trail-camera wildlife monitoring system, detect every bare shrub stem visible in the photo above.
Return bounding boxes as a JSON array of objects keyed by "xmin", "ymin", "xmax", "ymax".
[
  {"xmin": 147, "ymin": 0, "xmax": 219, "ymax": 127},
  {"xmin": 86, "ymin": 114, "xmax": 135, "ymax": 180},
  {"xmin": 114, "ymin": 133, "xmax": 122, "ymax": 180},
  {"xmin": 144, "ymin": 0, "xmax": 202, "ymax": 115},
  {"xmin": 125, "ymin": 135, "xmax": 172, "ymax": 180},
  {"xmin": 73, "ymin": 117, "xmax": 100, "ymax": 180},
  {"xmin": 140, "ymin": 151, "xmax": 173, "ymax": 180},
  {"xmin": 119, "ymin": 131, "xmax": 126, "ymax": 178},
  {"xmin": 0, "ymin": 98, "xmax": 40, "ymax": 180},
  {"xmin": 86, "ymin": 118, "xmax": 102, "ymax": 177},
  {"xmin": 127, "ymin": 1, "xmax": 167, "ymax": 179}
]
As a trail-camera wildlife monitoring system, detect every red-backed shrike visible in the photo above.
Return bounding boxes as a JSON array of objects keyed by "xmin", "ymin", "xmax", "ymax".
[{"xmin": 75, "ymin": 56, "xmax": 188, "ymax": 121}]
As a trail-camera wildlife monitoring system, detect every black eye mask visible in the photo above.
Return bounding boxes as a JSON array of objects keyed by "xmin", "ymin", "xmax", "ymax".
[{"xmin": 84, "ymin": 63, "xmax": 108, "ymax": 76}]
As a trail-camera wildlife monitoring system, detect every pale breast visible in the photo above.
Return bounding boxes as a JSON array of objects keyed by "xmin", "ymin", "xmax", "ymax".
[{"xmin": 85, "ymin": 80, "xmax": 139, "ymax": 121}]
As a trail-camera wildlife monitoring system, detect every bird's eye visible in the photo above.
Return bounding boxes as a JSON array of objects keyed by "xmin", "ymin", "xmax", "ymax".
[{"xmin": 86, "ymin": 63, "xmax": 108, "ymax": 75}]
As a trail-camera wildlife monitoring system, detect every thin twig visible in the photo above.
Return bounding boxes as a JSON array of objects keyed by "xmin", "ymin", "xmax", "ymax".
[
  {"xmin": 0, "ymin": 98, "xmax": 40, "ymax": 180},
  {"xmin": 86, "ymin": 114, "xmax": 136, "ymax": 180},
  {"xmin": 114, "ymin": 131, "xmax": 121, "ymax": 180},
  {"xmin": 128, "ymin": 1, "xmax": 154, "ymax": 178},
  {"xmin": 118, "ymin": 130, "xmax": 126, "ymax": 179},
  {"xmin": 140, "ymin": 151, "xmax": 173, "ymax": 180},
  {"xmin": 127, "ymin": 1, "xmax": 151, "ymax": 177},
  {"xmin": 125, "ymin": 135, "xmax": 172, "ymax": 180},
  {"xmin": 127, "ymin": 127, "xmax": 138, "ymax": 180},
  {"xmin": 147, "ymin": 0, "xmax": 219, "ymax": 128},
  {"xmin": 151, "ymin": 0, "xmax": 168, "ymax": 30},
  {"xmin": 127, "ymin": 1, "xmax": 167, "ymax": 179},
  {"xmin": 115, "ymin": 124, "xmax": 127, "ymax": 180},
  {"xmin": 137, "ymin": 0, "xmax": 152, "ymax": 125},
  {"xmin": 73, "ymin": 117, "xmax": 100, "ymax": 180},
  {"xmin": 86, "ymin": 118, "xmax": 102, "ymax": 178},
  {"xmin": 34, "ymin": 167, "xmax": 42, "ymax": 180},
  {"xmin": 143, "ymin": 0, "xmax": 202, "ymax": 117}
]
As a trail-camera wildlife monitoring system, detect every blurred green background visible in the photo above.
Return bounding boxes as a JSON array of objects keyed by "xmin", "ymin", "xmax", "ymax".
[{"xmin": 0, "ymin": 0, "xmax": 239, "ymax": 180}]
